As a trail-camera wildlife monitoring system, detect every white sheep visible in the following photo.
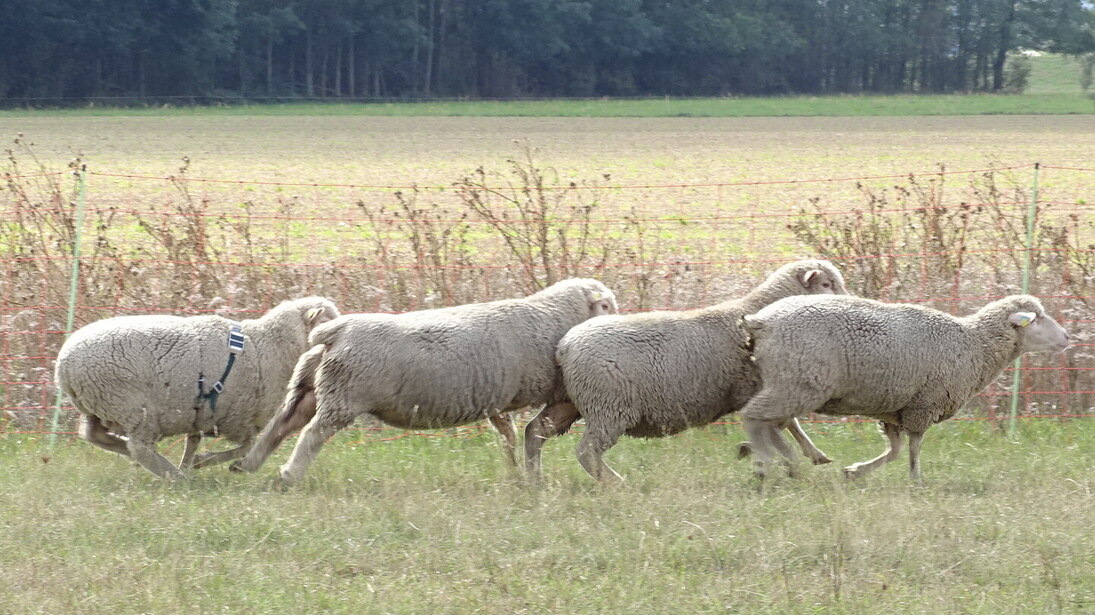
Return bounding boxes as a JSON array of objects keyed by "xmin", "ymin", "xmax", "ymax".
[
  {"xmin": 55, "ymin": 297, "xmax": 340, "ymax": 480},
  {"xmin": 526, "ymin": 259, "xmax": 847, "ymax": 483},
  {"xmin": 231, "ymin": 278, "xmax": 618, "ymax": 481},
  {"xmin": 739, "ymin": 294, "xmax": 1070, "ymax": 480}
]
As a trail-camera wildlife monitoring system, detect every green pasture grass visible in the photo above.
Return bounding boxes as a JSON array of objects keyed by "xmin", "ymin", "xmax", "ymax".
[
  {"xmin": 0, "ymin": 94, "xmax": 1092, "ymax": 119},
  {"xmin": 1026, "ymin": 53, "xmax": 1089, "ymax": 95},
  {"xmin": 2, "ymin": 419, "xmax": 1094, "ymax": 614}
]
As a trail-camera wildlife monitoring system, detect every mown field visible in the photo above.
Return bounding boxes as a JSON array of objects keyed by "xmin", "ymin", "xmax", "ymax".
[
  {"xmin": 5, "ymin": 112, "xmax": 1095, "ymax": 198},
  {"xmin": 1, "ymin": 101, "xmax": 1094, "ymax": 614}
]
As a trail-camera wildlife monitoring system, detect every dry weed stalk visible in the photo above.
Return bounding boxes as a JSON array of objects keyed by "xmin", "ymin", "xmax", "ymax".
[{"xmin": 453, "ymin": 143, "xmax": 616, "ymax": 294}]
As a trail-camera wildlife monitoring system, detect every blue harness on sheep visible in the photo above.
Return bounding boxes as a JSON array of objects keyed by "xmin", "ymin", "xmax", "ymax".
[{"xmin": 195, "ymin": 323, "xmax": 245, "ymax": 413}]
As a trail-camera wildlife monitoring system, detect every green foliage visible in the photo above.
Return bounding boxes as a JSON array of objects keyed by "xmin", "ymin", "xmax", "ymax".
[
  {"xmin": 1004, "ymin": 55, "xmax": 1034, "ymax": 93},
  {"xmin": 1, "ymin": 0, "xmax": 1093, "ymax": 99}
]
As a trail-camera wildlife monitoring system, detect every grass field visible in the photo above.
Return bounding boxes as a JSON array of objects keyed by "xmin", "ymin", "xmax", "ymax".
[
  {"xmin": 2, "ymin": 419, "xmax": 1094, "ymax": 614},
  {"xmin": 2, "ymin": 98, "xmax": 1094, "ymax": 613},
  {"xmin": 1026, "ymin": 53, "xmax": 1091, "ymax": 95}
]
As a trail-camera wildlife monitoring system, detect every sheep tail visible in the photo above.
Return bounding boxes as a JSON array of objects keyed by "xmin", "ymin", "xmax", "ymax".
[
  {"xmin": 741, "ymin": 314, "xmax": 765, "ymax": 333},
  {"xmin": 283, "ymin": 343, "xmax": 327, "ymax": 411},
  {"xmin": 307, "ymin": 318, "xmax": 346, "ymax": 348},
  {"xmin": 741, "ymin": 315, "xmax": 765, "ymax": 354}
]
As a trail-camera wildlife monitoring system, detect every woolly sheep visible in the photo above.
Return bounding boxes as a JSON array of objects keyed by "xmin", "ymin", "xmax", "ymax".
[
  {"xmin": 55, "ymin": 297, "xmax": 340, "ymax": 480},
  {"xmin": 231, "ymin": 278, "xmax": 618, "ymax": 482},
  {"xmin": 526, "ymin": 259, "xmax": 847, "ymax": 483},
  {"xmin": 739, "ymin": 294, "xmax": 1070, "ymax": 480}
]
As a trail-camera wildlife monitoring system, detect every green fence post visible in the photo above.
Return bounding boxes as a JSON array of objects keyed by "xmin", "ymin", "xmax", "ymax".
[
  {"xmin": 1007, "ymin": 162, "xmax": 1039, "ymax": 440},
  {"xmin": 49, "ymin": 165, "xmax": 87, "ymax": 447}
]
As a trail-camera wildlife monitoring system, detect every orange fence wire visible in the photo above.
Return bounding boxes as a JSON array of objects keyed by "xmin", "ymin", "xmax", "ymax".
[{"xmin": 2, "ymin": 162, "xmax": 1092, "ymax": 442}]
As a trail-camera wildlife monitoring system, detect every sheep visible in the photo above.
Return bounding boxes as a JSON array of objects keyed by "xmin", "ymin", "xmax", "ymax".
[
  {"xmin": 525, "ymin": 259, "xmax": 848, "ymax": 484},
  {"xmin": 230, "ymin": 278, "xmax": 618, "ymax": 482},
  {"xmin": 738, "ymin": 294, "xmax": 1070, "ymax": 480},
  {"xmin": 54, "ymin": 296, "xmax": 340, "ymax": 480}
]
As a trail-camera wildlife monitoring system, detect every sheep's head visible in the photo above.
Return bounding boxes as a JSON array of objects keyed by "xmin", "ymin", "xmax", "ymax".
[
  {"xmin": 300, "ymin": 297, "xmax": 341, "ymax": 332},
  {"xmin": 583, "ymin": 282, "xmax": 618, "ymax": 317},
  {"xmin": 797, "ymin": 260, "xmax": 847, "ymax": 295},
  {"xmin": 534, "ymin": 278, "xmax": 618, "ymax": 319},
  {"xmin": 1003, "ymin": 296, "xmax": 1070, "ymax": 354}
]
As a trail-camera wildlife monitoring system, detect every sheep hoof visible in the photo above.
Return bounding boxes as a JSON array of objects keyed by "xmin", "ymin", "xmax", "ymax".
[
  {"xmin": 842, "ymin": 465, "xmax": 863, "ymax": 480},
  {"xmin": 736, "ymin": 442, "xmax": 753, "ymax": 459},
  {"xmin": 275, "ymin": 467, "xmax": 302, "ymax": 488},
  {"xmin": 267, "ymin": 476, "xmax": 292, "ymax": 492},
  {"xmin": 190, "ymin": 452, "xmax": 216, "ymax": 470},
  {"xmin": 812, "ymin": 455, "xmax": 834, "ymax": 466}
]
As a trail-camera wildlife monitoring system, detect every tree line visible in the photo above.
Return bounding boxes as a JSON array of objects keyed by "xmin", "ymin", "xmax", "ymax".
[{"xmin": 1, "ymin": 0, "xmax": 1093, "ymax": 101}]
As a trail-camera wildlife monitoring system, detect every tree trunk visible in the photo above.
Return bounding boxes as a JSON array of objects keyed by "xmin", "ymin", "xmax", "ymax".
[
  {"xmin": 992, "ymin": 0, "xmax": 1017, "ymax": 91},
  {"xmin": 289, "ymin": 42, "xmax": 296, "ymax": 95},
  {"xmin": 423, "ymin": 0, "xmax": 436, "ymax": 95},
  {"xmin": 348, "ymin": 33, "xmax": 355, "ymax": 97},
  {"xmin": 954, "ymin": 0, "xmax": 971, "ymax": 90},
  {"xmin": 139, "ymin": 53, "xmax": 147, "ymax": 98},
  {"xmin": 412, "ymin": 0, "xmax": 420, "ymax": 94},
  {"xmin": 334, "ymin": 41, "xmax": 342, "ymax": 97},
  {"xmin": 476, "ymin": 51, "xmax": 491, "ymax": 97},
  {"xmin": 239, "ymin": 44, "xmax": 247, "ymax": 94},
  {"xmin": 305, "ymin": 31, "xmax": 314, "ymax": 97},
  {"xmin": 436, "ymin": 0, "xmax": 450, "ymax": 94},
  {"xmin": 266, "ymin": 37, "xmax": 274, "ymax": 95}
]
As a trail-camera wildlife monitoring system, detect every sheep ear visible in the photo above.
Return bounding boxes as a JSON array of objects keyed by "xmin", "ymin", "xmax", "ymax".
[
  {"xmin": 306, "ymin": 307, "xmax": 324, "ymax": 323},
  {"xmin": 1008, "ymin": 312, "xmax": 1036, "ymax": 328},
  {"xmin": 800, "ymin": 270, "xmax": 820, "ymax": 287}
]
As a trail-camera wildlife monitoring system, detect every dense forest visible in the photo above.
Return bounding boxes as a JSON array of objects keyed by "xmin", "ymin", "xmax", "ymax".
[{"xmin": 1, "ymin": 0, "xmax": 1093, "ymax": 101}]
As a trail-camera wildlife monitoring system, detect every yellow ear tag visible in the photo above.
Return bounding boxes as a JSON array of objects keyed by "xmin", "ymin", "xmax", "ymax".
[
  {"xmin": 1015, "ymin": 314, "xmax": 1034, "ymax": 327},
  {"xmin": 591, "ymin": 291, "xmax": 604, "ymax": 301}
]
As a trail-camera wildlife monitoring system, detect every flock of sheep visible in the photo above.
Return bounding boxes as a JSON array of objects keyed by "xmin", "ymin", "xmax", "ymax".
[{"xmin": 55, "ymin": 259, "xmax": 1070, "ymax": 484}]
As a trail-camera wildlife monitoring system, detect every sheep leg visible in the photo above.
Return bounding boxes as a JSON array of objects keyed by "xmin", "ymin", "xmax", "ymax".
[
  {"xmin": 737, "ymin": 418, "xmax": 832, "ymax": 465},
  {"xmin": 741, "ymin": 385, "xmax": 832, "ymax": 480},
  {"xmin": 192, "ymin": 432, "xmax": 256, "ymax": 469},
  {"xmin": 79, "ymin": 414, "xmax": 130, "ymax": 456},
  {"xmin": 488, "ymin": 413, "xmax": 519, "ymax": 468},
  {"xmin": 179, "ymin": 433, "xmax": 202, "ymax": 469},
  {"xmin": 743, "ymin": 417, "xmax": 779, "ymax": 480},
  {"xmin": 575, "ymin": 421, "xmax": 624, "ymax": 484},
  {"xmin": 765, "ymin": 423, "xmax": 803, "ymax": 478},
  {"xmin": 192, "ymin": 447, "xmax": 246, "ymax": 469},
  {"xmin": 277, "ymin": 412, "xmax": 352, "ymax": 483},
  {"xmin": 843, "ymin": 421, "xmax": 903, "ymax": 480},
  {"xmin": 232, "ymin": 389, "xmax": 318, "ymax": 473},
  {"xmin": 782, "ymin": 418, "xmax": 832, "ymax": 465},
  {"xmin": 125, "ymin": 437, "xmax": 188, "ymax": 480},
  {"xmin": 907, "ymin": 430, "xmax": 925, "ymax": 480},
  {"xmin": 524, "ymin": 402, "xmax": 580, "ymax": 482}
]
